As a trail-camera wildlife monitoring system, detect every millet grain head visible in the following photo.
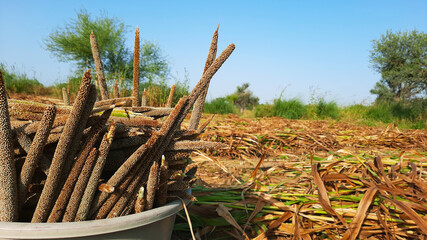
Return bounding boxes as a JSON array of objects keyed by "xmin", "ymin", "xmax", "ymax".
[
  {"xmin": 132, "ymin": 26, "xmax": 140, "ymax": 107},
  {"xmin": 90, "ymin": 32, "xmax": 109, "ymax": 101},
  {"xmin": 18, "ymin": 105, "xmax": 56, "ymax": 209},
  {"xmin": 189, "ymin": 24, "xmax": 219, "ymax": 130},
  {"xmin": 165, "ymin": 84, "xmax": 175, "ymax": 108},
  {"xmin": 0, "ymin": 70, "xmax": 18, "ymax": 221},
  {"xmin": 75, "ymin": 122, "xmax": 116, "ymax": 221},
  {"xmin": 62, "ymin": 84, "xmax": 98, "ymax": 179},
  {"xmin": 144, "ymin": 161, "xmax": 159, "ymax": 211},
  {"xmin": 62, "ymin": 148, "xmax": 99, "ymax": 222},
  {"xmin": 32, "ymin": 69, "xmax": 93, "ymax": 223},
  {"xmin": 155, "ymin": 157, "xmax": 169, "ymax": 207},
  {"xmin": 47, "ymin": 108, "xmax": 112, "ymax": 223}
]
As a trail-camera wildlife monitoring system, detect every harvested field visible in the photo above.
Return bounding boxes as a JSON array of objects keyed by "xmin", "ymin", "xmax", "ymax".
[{"xmin": 172, "ymin": 114, "xmax": 427, "ymax": 239}]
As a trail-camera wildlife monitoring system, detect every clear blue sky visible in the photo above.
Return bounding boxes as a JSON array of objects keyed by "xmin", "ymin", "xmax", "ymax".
[{"xmin": 1, "ymin": 1, "xmax": 426, "ymax": 105}]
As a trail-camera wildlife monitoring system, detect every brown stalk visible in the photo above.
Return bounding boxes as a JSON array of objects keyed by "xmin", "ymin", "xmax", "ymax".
[
  {"xmin": 141, "ymin": 90, "xmax": 147, "ymax": 106},
  {"xmin": 93, "ymin": 96, "xmax": 188, "ymax": 211},
  {"xmin": 47, "ymin": 108, "xmax": 112, "ymax": 222},
  {"xmin": 342, "ymin": 186, "xmax": 379, "ymax": 240},
  {"xmin": 75, "ymin": 123, "xmax": 116, "ymax": 221},
  {"xmin": 109, "ymin": 116, "xmax": 160, "ymax": 128},
  {"xmin": 92, "ymin": 166, "xmax": 137, "ymax": 219},
  {"xmin": 155, "ymin": 157, "xmax": 169, "ymax": 207},
  {"xmin": 62, "ymin": 84, "xmax": 97, "ymax": 179},
  {"xmin": 32, "ymin": 69, "xmax": 92, "ymax": 223},
  {"xmin": 132, "ymin": 26, "xmax": 140, "ymax": 107},
  {"xmin": 166, "ymin": 84, "xmax": 175, "ymax": 108},
  {"xmin": 62, "ymin": 88, "xmax": 70, "ymax": 106},
  {"xmin": 18, "ymin": 105, "xmax": 56, "ymax": 208},
  {"xmin": 167, "ymin": 140, "xmax": 227, "ymax": 151},
  {"xmin": 94, "ymin": 97, "xmax": 135, "ymax": 108},
  {"xmin": 144, "ymin": 161, "xmax": 159, "ymax": 211},
  {"xmin": 113, "ymin": 79, "xmax": 120, "ymax": 98},
  {"xmin": 110, "ymin": 135, "xmax": 149, "ymax": 150},
  {"xmin": 0, "ymin": 70, "xmax": 18, "ymax": 221},
  {"xmin": 90, "ymin": 32, "xmax": 109, "ymax": 100},
  {"xmin": 22, "ymin": 114, "xmax": 69, "ymax": 135},
  {"xmin": 16, "ymin": 132, "xmax": 51, "ymax": 175},
  {"xmin": 107, "ymin": 169, "xmax": 146, "ymax": 218},
  {"xmin": 312, "ymin": 163, "xmax": 347, "ymax": 227},
  {"xmin": 8, "ymin": 100, "xmax": 71, "ymax": 115},
  {"xmin": 89, "ymin": 133, "xmax": 158, "ymax": 214},
  {"xmin": 62, "ymin": 148, "xmax": 99, "ymax": 222},
  {"xmin": 189, "ymin": 24, "xmax": 219, "ymax": 130},
  {"xmin": 181, "ymin": 43, "xmax": 235, "ymax": 131}
]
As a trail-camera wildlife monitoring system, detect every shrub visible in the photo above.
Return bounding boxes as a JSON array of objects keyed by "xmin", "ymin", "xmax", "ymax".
[
  {"xmin": 203, "ymin": 97, "xmax": 236, "ymax": 114},
  {"xmin": 315, "ymin": 99, "xmax": 339, "ymax": 119},
  {"xmin": 254, "ymin": 104, "xmax": 273, "ymax": 117},
  {"xmin": 272, "ymin": 98, "xmax": 307, "ymax": 119}
]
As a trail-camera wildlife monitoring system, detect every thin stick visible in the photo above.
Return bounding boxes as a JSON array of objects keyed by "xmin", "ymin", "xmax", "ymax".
[
  {"xmin": 90, "ymin": 32, "xmax": 109, "ymax": 100},
  {"xmin": 166, "ymin": 84, "xmax": 175, "ymax": 108},
  {"xmin": 32, "ymin": 69, "xmax": 93, "ymax": 223},
  {"xmin": 18, "ymin": 105, "xmax": 56, "ymax": 209},
  {"xmin": 132, "ymin": 26, "xmax": 140, "ymax": 107},
  {"xmin": 75, "ymin": 123, "xmax": 116, "ymax": 221},
  {"xmin": 62, "ymin": 148, "xmax": 99, "ymax": 222},
  {"xmin": 0, "ymin": 70, "xmax": 18, "ymax": 221},
  {"xmin": 189, "ymin": 24, "xmax": 219, "ymax": 130}
]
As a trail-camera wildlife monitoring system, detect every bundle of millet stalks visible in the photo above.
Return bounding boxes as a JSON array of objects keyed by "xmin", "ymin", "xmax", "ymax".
[{"xmin": 0, "ymin": 26, "xmax": 233, "ymax": 222}]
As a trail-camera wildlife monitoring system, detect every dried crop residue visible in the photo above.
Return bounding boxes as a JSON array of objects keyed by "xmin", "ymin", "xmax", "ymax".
[{"xmin": 173, "ymin": 114, "xmax": 427, "ymax": 240}]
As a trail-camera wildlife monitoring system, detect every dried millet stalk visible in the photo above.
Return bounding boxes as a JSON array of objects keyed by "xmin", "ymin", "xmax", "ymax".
[
  {"xmin": 90, "ymin": 32, "xmax": 109, "ymax": 100},
  {"xmin": 106, "ymin": 170, "xmax": 145, "ymax": 218},
  {"xmin": 189, "ymin": 24, "xmax": 219, "ymax": 130},
  {"xmin": 75, "ymin": 123, "xmax": 116, "ymax": 221},
  {"xmin": 62, "ymin": 84, "xmax": 97, "ymax": 178},
  {"xmin": 62, "ymin": 88, "xmax": 70, "ymax": 106},
  {"xmin": 18, "ymin": 105, "xmax": 56, "ymax": 209},
  {"xmin": 145, "ymin": 161, "xmax": 160, "ymax": 211},
  {"xmin": 0, "ymin": 70, "xmax": 18, "ymax": 221},
  {"xmin": 155, "ymin": 157, "xmax": 169, "ymax": 207},
  {"xmin": 113, "ymin": 79, "xmax": 120, "ymax": 98},
  {"xmin": 94, "ymin": 97, "xmax": 135, "ymax": 108},
  {"xmin": 8, "ymin": 99, "xmax": 71, "ymax": 115},
  {"xmin": 110, "ymin": 135, "xmax": 149, "ymax": 150},
  {"xmin": 90, "ymin": 133, "xmax": 158, "ymax": 214},
  {"xmin": 32, "ymin": 69, "xmax": 93, "ymax": 223},
  {"xmin": 109, "ymin": 116, "xmax": 160, "ymax": 128},
  {"xmin": 132, "ymin": 26, "xmax": 140, "ymax": 107},
  {"xmin": 166, "ymin": 84, "xmax": 175, "ymax": 108},
  {"xmin": 47, "ymin": 108, "xmax": 112, "ymax": 223},
  {"xmin": 141, "ymin": 90, "xmax": 147, "ymax": 106},
  {"xmin": 16, "ymin": 132, "xmax": 51, "ymax": 175},
  {"xmin": 62, "ymin": 148, "xmax": 99, "ymax": 222},
  {"xmin": 167, "ymin": 140, "xmax": 227, "ymax": 151}
]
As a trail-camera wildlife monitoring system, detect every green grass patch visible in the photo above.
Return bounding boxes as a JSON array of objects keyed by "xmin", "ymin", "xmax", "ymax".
[
  {"xmin": 272, "ymin": 98, "xmax": 307, "ymax": 119},
  {"xmin": 203, "ymin": 97, "xmax": 236, "ymax": 114}
]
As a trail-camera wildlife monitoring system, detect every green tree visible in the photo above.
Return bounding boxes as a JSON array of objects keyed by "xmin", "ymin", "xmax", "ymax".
[
  {"xmin": 227, "ymin": 83, "xmax": 259, "ymax": 112},
  {"xmin": 44, "ymin": 9, "xmax": 170, "ymax": 93},
  {"xmin": 370, "ymin": 30, "xmax": 427, "ymax": 102}
]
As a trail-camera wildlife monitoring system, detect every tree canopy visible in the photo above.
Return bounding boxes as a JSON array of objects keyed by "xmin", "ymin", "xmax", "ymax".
[
  {"xmin": 370, "ymin": 30, "xmax": 427, "ymax": 102},
  {"xmin": 44, "ymin": 9, "xmax": 169, "ymax": 84},
  {"xmin": 227, "ymin": 83, "xmax": 259, "ymax": 112}
]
